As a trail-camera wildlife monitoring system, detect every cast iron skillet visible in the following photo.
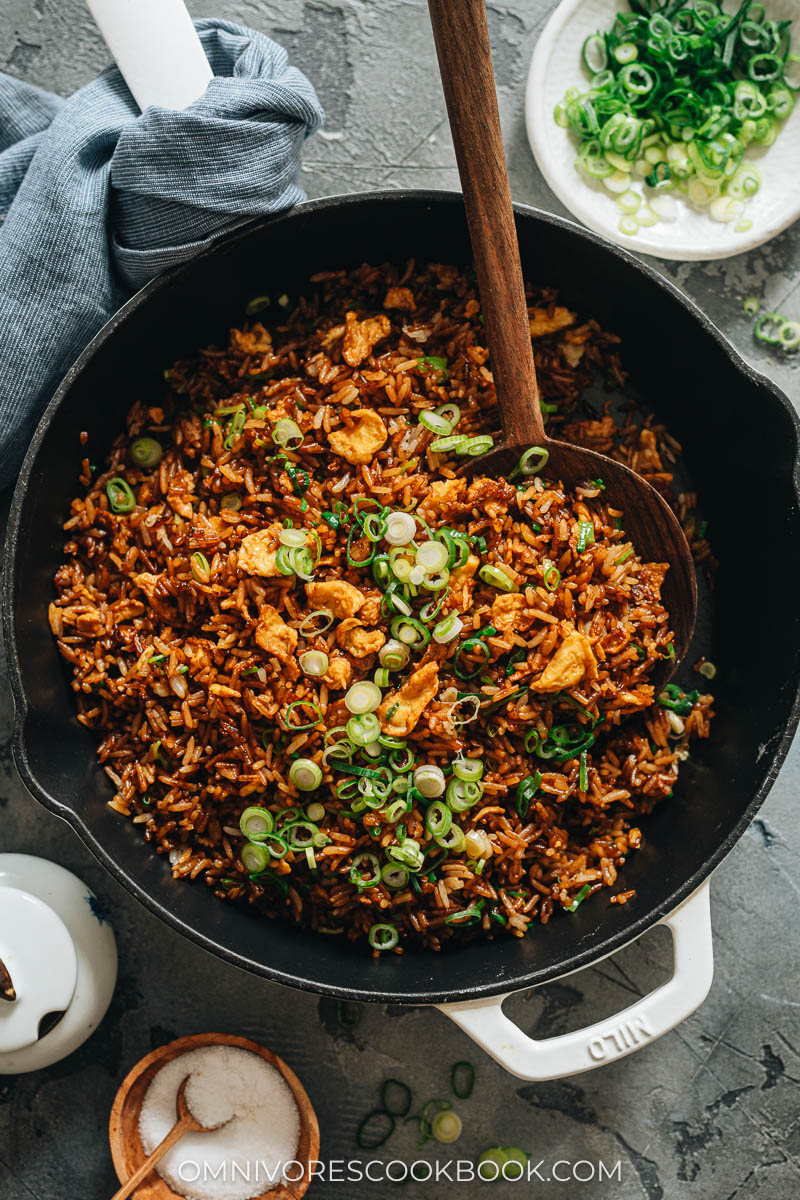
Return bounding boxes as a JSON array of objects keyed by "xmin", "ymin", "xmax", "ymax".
[{"xmin": 5, "ymin": 192, "xmax": 800, "ymax": 1004}]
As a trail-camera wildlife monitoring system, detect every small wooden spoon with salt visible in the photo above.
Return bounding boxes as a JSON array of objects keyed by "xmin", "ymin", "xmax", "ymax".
[
  {"xmin": 427, "ymin": 0, "xmax": 697, "ymax": 683},
  {"xmin": 109, "ymin": 1076, "xmax": 231, "ymax": 1200}
]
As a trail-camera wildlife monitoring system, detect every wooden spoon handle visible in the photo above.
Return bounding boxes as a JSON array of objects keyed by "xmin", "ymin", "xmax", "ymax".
[
  {"xmin": 427, "ymin": 0, "xmax": 544, "ymax": 449},
  {"xmin": 110, "ymin": 1114, "xmax": 194, "ymax": 1200}
]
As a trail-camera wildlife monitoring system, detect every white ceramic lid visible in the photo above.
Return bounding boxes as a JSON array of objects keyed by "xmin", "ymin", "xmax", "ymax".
[
  {"xmin": 0, "ymin": 888, "xmax": 78, "ymax": 1053},
  {"xmin": 0, "ymin": 856, "xmax": 118, "ymax": 1074}
]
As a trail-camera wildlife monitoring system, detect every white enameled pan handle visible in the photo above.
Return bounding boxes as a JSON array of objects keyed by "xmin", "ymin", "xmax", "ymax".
[
  {"xmin": 437, "ymin": 880, "xmax": 713, "ymax": 1080},
  {"xmin": 85, "ymin": 0, "xmax": 213, "ymax": 111}
]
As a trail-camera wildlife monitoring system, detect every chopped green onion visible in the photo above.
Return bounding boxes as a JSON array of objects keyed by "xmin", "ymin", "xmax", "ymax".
[
  {"xmin": 515, "ymin": 771, "xmax": 542, "ymax": 818},
  {"xmin": 479, "ymin": 564, "xmax": 518, "ymax": 592},
  {"xmin": 190, "ymin": 551, "xmax": 210, "ymax": 583},
  {"xmin": 579, "ymin": 751, "xmax": 589, "ymax": 793},
  {"xmin": 699, "ymin": 661, "xmax": 716, "ymax": 680},
  {"xmin": 239, "ymin": 806, "xmax": 274, "ymax": 841},
  {"xmin": 417, "ymin": 355, "xmax": 448, "ymax": 379},
  {"xmin": 743, "ymin": 295, "xmax": 760, "ymax": 316},
  {"xmin": 390, "ymin": 615, "xmax": 430, "ymax": 647},
  {"xmin": 299, "ymin": 650, "xmax": 329, "ymax": 677},
  {"xmin": 381, "ymin": 1078, "xmax": 412, "ymax": 1116},
  {"xmin": 453, "ymin": 758, "xmax": 483, "ymax": 783},
  {"xmin": 567, "ymin": 883, "xmax": 592, "ymax": 913},
  {"xmin": 350, "ymin": 851, "xmax": 382, "ymax": 889},
  {"xmin": 281, "ymin": 700, "xmax": 322, "ymax": 731},
  {"xmin": 431, "ymin": 1109, "xmax": 463, "ymax": 1144},
  {"xmin": 384, "ymin": 510, "xmax": 417, "ymax": 546},
  {"xmin": 381, "ymin": 862, "xmax": 410, "ymax": 889},
  {"xmin": 576, "ymin": 520, "xmax": 595, "ymax": 552},
  {"xmin": 516, "ymin": 445, "xmax": 549, "ymax": 476},
  {"xmin": 106, "ymin": 477, "xmax": 135, "ymax": 513},
  {"xmin": 356, "ymin": 1109, "xmax": 395, "ymax": 1148},
  {"xmin": 414, "ymin": 764, "xmax": 446, "ymax": 798},
  {"xmin": 220, "ymin": 492, "xmax": 242, "ymax": 512},
  {"xmin": 542, "ymin": 559, "xmax": 561, "ymax": 591},
  {"xmin": 240, "ymin": 842, "xmax": 270, "ymax": 873},
  {"xmin": 379, "ymin": 637, "xmax": 411, "ymax": 670},
  {"xmin": 245, "ymin": 295, "xmax": 270, "ymax": 315},
  {"xmin": 432, "ymin": 612, "xmax": 463, "ymax": 644},
  {"xmin": 450, "ymin": 1061, "xmax": 475, "ymax": 1099},
  {"xmin": 298, "ymin": 609, "xmax": 334, "ymax": 636},
  {"xmin": 368, "ymin": 922, "xmax": 399, "ymax": 951},
  {"xmin": 289, "ymin": 758, "xmax": 322, "ymax": 791},
  {"xmin": 130, "ymin": 437, "xmax": 163, "ymax": 469},
  {"xmin": 345, "ymin": 681, "xmax": 382, "ymax": 715},
  {"xmin": 778, "ymin": 320, "xmax": 800, "ymax": 351},
  {"xmin": 425, "ymin": 800, "xmax": 452, "ymax": 838},
  {"xmin": 346, "ymin": 713, "xmax": 381, "ymax": 747},
  {"xmin": 272, "ymin": 418, "xmax": 303, "ymax": 449}
]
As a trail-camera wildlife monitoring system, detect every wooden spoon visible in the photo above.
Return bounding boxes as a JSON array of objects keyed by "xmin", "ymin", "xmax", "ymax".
[
  {"xmin": 427, "ymin": 0, "xmax": 697, "ymax": 677},
  {"xmin": 110, "ymin": 1075, "xmax": 231, "ymax": 1200}
]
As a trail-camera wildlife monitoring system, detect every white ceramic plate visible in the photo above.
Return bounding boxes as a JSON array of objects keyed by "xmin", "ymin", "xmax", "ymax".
[{"xmin": 525, "ymin": 0, "xmax": 800, "ymax": 260}]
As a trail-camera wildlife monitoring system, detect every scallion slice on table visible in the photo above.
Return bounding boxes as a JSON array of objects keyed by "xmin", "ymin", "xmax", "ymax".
[
  {"xmin": 381, "ymin": 1078, "xmax": 412, "ymax": 1117},
  {"xmin": 477, "ymin": 1147, "xmax": 529, "ymax": 1180},
  {"xmin": 450, "ymin": 1060, "xmax": 475, "ymax": 1099},
  {"xmin": 432, "ymin": 1109, "xmax": 463, "ymax": 1143},
  {"xmin": 356, "ymin": 1109, "xmax": 395, "ymax": 1148}
]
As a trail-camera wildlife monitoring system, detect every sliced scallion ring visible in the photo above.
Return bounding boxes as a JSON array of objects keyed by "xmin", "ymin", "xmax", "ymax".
[
  {"xmin": 368, "ymin": 922, "xmax": 399, "ymax": 951},
  {"xmin": 271, "ymin": 418, "xmax": 303, "ymax": 449},
  {"xmin": 239, "ymin": 806, "xmax": 274, "ymax": 841},
  {"xmin": 289, "ymin": 758, "xmax": 322, "ymax": 791},
  {"xmin": 414, "ymin": 764, "xmax": 446, "ymax": 798},
  {"xmin": 345, "ymin": 681, "xmax": 383, "ymax": 714}
]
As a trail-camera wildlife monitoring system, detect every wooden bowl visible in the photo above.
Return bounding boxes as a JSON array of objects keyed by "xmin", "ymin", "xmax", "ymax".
[{"xmin": 109, "ymin": 1032, "xmax": 320, "ymax": 1199}]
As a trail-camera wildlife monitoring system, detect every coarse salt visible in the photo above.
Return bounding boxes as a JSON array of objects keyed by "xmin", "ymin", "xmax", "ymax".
[{"xmin": 138, "ymin": 1045, "xmax": 300, "ymax": 1200}]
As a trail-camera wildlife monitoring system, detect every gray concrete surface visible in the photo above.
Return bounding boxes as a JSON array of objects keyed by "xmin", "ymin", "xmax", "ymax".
[{"xmin": 1, "ymin": 2, "xmax": 799, "ymax": 1197}]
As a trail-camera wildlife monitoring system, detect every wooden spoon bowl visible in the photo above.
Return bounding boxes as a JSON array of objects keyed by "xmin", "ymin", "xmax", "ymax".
[
  {"xmin": 109, "ymin": 1033, "xmax": 320, "ymax": 1200},
  {"xmin": 428, "ymin": 0, "xmax": 697, "ymax": 685}
]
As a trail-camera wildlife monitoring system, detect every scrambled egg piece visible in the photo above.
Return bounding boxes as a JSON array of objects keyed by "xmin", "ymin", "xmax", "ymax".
[
  {"xmin": 323, "ymin": 655, "xmax": 352, "ymax": 690},
  {"xmin": 534, "ymin": 631, "xmax": 598, "ymax": 693},
  {"xmin": 231, "ymin": 323, "xmax": 272, "ymax": 355},
  {"xmin": 418, "ymin": 478, "xmax": 466, "ymax": 522},
  {"xmin": 490, "ymin": 593, "xmax": 529, "ymax": 633},
  {"xmin": 529, "ymin": 306, "xmax": 575, "ymax": 338},
  {"xmin": 306, "ymin": 580, "xmax": 365, "ymax": 619},
  {"xmin": 327, "ymin": 409, "xmax": 388, "ymax": 465},
  {"xmin": 254, "ymin": 604, "xmax": 297, "ymax": 661},
  {"xmin": 384, "ymin": 286, "xmax": 415, "ymax": 311},
  {"xmin": 359, "ymin": 595, "xmax": 382, "ymax": 625},
  {"xmin": 342, "ymin": 311, "xmax": 391, "ymax": 367},
  {"xmin": 237, "ymin": 525, "xmax": 283, "ymax": 577},
  {"xmin": 450, "ymin": 553, "xmax": 479, "ymax": 592},
  {"xmin": 337, "ymin": 618, "xmax": 386, "ymax": 658},
  {"xmin": 166, "ymin": 467, "xmax": 195, "ymax": 518},
  {"xmin": 378, "ymin": 661, "xmax": 439, "ymax": 737}
]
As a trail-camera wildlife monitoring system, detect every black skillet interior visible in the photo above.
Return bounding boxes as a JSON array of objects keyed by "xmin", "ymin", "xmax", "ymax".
[{"xmin": 6, "ymin": 193, "xmax": 800, "ymax": 1004}]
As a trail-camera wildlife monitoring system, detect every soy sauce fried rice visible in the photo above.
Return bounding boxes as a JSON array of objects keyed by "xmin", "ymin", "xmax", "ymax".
[{"xmin": 49, "ymin": 261, "xmax": 714, "ymax": 953}]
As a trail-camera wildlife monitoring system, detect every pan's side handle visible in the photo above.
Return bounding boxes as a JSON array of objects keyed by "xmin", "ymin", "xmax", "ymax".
[
  {"xmin": 437, "ymin": 881, "xmax": 713, "ymax": 1081},
  {"xmin": 84, "ymin": 0, "xmax": 213, "ymax": 112}
]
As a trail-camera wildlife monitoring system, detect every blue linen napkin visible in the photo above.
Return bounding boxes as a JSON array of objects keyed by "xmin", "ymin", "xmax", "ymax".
[{"xmin": 0, "ymin": 18, "xmax": 323, "ymax": 491}]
